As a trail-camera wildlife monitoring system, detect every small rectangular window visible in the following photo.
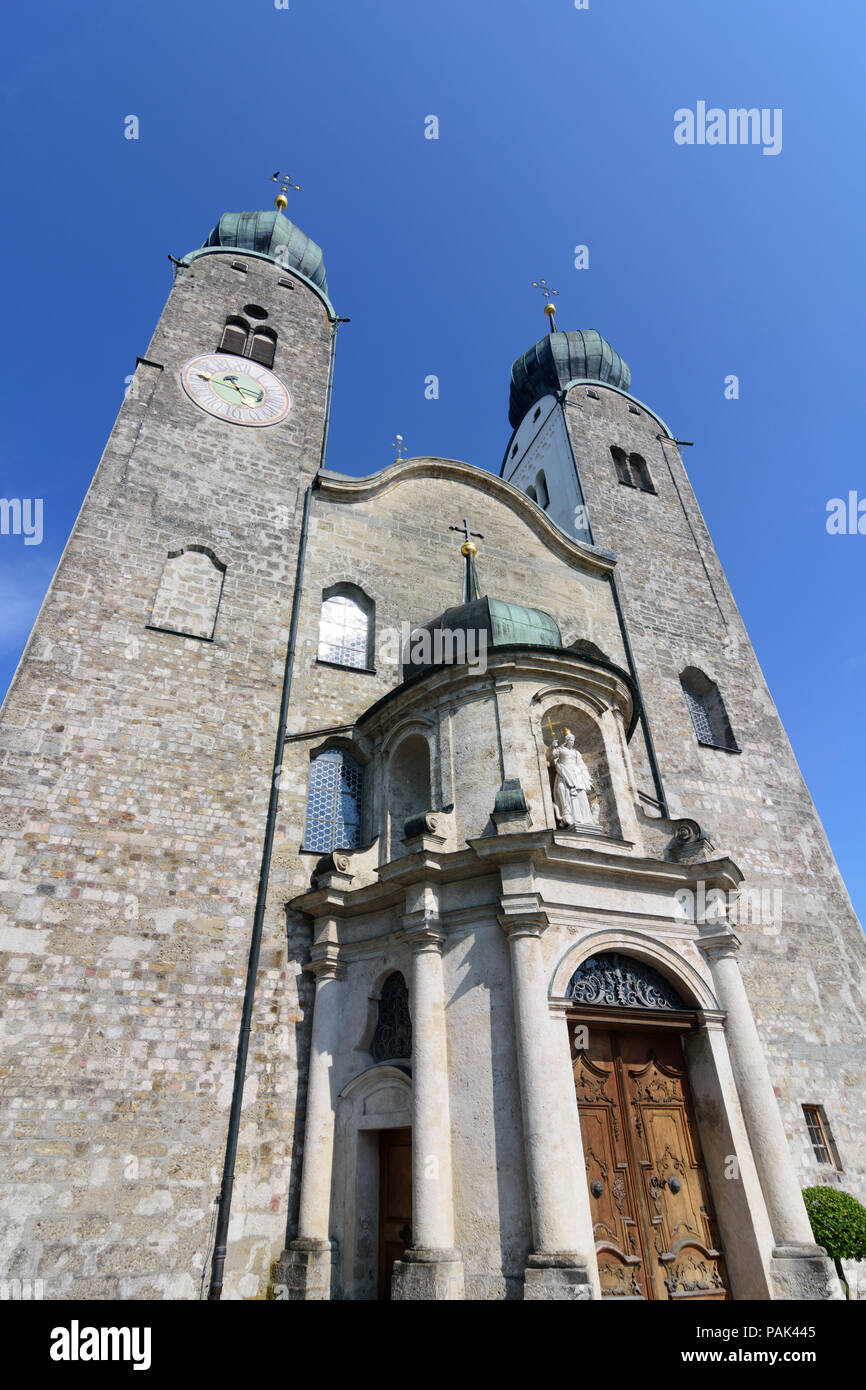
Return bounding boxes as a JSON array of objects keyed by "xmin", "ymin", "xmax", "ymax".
[
  {"xmin": 803, "ymin": 1104, "xmax": 842, "ymax": 1169},
  {"xmin": 231, "ymin": 261, "xmax": 248, "ymax": 273}
]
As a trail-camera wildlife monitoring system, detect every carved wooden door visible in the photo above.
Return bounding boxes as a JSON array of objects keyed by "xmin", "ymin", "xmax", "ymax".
[
  {"xmin": 378, "ymin": 1127, "xmax": 412, "ymax": 1300},
  {"xmin": 573, "ymin": 1026, "xmax": 728, "ymax": 1300}
]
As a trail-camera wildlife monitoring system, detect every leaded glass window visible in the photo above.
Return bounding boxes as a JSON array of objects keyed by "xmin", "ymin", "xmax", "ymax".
[
  {"xmin": 304, "ymin": 749, "xmax": 364, "ymax": 853},
  {"xmin": 318, "ymin": 594, "xmax": 370, "ymax": 670},
  {"xmin": 371, "ymin": 973, "xmax": 412, "ymax": 1061},
  {"xmin": 682, "ymin": 684, "xmax": 715, "ymax": 745},
  {"xmin": 680, "ymin": 668, "xmax": 738, "ymax": 751}
]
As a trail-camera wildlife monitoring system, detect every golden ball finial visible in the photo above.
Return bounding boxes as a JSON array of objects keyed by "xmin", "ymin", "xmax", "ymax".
[
  {"xmin": 544, "ymin": 301, "xmax": 557, "ymax": 318},
  {"xmin": 461, "ymin": 541, "xmax": 477, "ymax": 557},
  {"xmin": 275, "ymin": 193, "xmax": 289, "ymax": 212}
]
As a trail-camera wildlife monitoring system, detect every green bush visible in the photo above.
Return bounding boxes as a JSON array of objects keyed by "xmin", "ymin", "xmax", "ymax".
[{"xmin": 802, "ymin": 1186, "xmax": 866, "ymax": 1262}]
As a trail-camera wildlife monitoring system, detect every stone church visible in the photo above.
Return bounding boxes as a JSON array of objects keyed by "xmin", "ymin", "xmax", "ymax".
[{"xmin": 1, "ymin": 194, "xmax": 864, "ymax": 1302}]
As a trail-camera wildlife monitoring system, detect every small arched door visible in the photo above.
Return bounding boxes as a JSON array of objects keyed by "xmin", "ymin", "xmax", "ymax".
[{"xmin": 568, "ymin": 953, "xmax": 729, "ymax": 1301}]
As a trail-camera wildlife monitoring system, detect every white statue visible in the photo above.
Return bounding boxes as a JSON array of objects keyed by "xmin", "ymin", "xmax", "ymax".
[{"xmin": 549, "ymin": 732, "xmax": 596, "ymax": 827}]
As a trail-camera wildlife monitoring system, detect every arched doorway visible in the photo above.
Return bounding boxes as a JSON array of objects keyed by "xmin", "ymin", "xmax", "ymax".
[{"xmin": 567, "ymin": 952, "xmax": 729, "ymax": 1301}]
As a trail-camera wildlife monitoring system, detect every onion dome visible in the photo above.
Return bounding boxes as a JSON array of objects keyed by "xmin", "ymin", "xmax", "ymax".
[
  {"xmin": 183, "ymin": 210, "xmax": 328, "ymax": 293},
  {"xmin": 509, "ymin": 329, "xmax": 631, "ymax": 428}
]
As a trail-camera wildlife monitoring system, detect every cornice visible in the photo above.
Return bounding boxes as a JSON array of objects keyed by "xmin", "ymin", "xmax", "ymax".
[{"xmin": 315, "ymin": 457, "xmax": 617, "ymax": 578}]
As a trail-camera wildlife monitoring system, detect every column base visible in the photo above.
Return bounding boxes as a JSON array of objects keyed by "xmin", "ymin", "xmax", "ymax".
[
  {"xmin": 523, "ymin": 1251, "xmax": 594, "ymax": 1301},
  {"xmin": 391, "ymin": 1247, "xmax": 465, "ymax": 1301},
  {"xmin": 769, "ymin": 1243, "xmax": 844, "ymax": 1301},
  {"xmin": 272, "ymin": 1237, "xmax": 338, "ymax": 1301}
]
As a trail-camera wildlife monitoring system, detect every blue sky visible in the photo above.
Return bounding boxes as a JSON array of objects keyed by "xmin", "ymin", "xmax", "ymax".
[{"xmin": 1, "ymin": 0, "xmax": 864, "ymax": 923}]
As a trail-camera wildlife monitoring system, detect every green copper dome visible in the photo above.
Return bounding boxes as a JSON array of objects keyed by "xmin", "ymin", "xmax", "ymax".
[
  {"xmin": 186, "ymin": 210, "xmax": 328, "ymax": 293},
  {"xmin": 405, "ymin": 596, "xmax": 562, "ymax": 676},
  {"xmin": 509, "ymin": 329, "xmax": 631, "ymax": 428}
]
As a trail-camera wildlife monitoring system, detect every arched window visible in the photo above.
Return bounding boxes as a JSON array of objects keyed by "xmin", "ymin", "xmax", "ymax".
[
  {"xmin": 370, "ymin": 973, "xmax": 412, "ymax": 1061},
  {"xmin": 304, "ymin": 748, "xmax": 364, "ymax": 853},
  {"xmin": 629, "ymin": 453, "xmax": 655, "ymax": 493},
  {"xmin": 611, "ymin": 446, "xmax": 632, "ymax": 486},
  {"xmin": 526, "ymin": 484, "xmax": 538, "ymax": 503},
  {"xmin": 219, "ymin": 316, "xmax": 249, "ymax": 356},
  {"xmin": 535, "ymin": 470, "xmax": 550, "ymax": 510},
  {"xmin": 680, "ymin": 668, "xmax": 738, "ymax": 751},
  {"xmin": 317, "ymin": 586, "xmax": 373, "ymax": 669},
  {"xmin": 249, "ymin": 327, "xmax": 277, "ymax": 368}
]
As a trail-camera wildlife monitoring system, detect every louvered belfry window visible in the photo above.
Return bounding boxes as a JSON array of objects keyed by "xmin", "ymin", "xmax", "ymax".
[
  {"xmin": 249, "ymin": 329, "xmax": 276, "ymax": 368},
  {"xmin": 304, "ymin": 749, "xmax": 364, "ymax": 854},
  {"xmin": 219, "ymin": 317, "xmax": 249, "ymax": 356}
]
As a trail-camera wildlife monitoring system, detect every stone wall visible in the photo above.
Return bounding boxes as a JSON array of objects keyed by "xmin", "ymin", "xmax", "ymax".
[{"xmin": 0, "ymin": 250, "xmax": 332, "ymax": 1299}]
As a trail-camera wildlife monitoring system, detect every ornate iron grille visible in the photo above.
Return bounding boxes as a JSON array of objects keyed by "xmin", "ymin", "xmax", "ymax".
[{"xmin": 371, "ymin": 972, "xmax": 412, "ymax": 1061}]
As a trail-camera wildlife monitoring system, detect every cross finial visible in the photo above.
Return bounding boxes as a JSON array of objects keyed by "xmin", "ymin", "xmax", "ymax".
[
  {"xmin": 449, "ymin": 519, "xmax": 484, "ymax": 603},
  {"xmin": 449, "ymin": 517, "xmax": 484, "ymax": 547},
  {"xmin": 392, "ymin": 434, "xmax": 407, "ymax": 461},
  {"xmin": 531, "ymin": 278, "xmax": 560, "ymax": 333},
  {"xmin": 272, "ymin": 171, "xmax": 301, "ymax": 212}
]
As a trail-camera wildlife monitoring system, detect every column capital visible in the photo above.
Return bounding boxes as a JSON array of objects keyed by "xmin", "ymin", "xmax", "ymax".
[
  {"xmin": 307, "ymin": 945, "xmax": 347, "ymax": 981},
  {"xmin": 697, "ymin": 922, "xmax": 742, "ymax": 962},
  {"xmin": 403, "ymin": 917, "xmax": 446, "ymax": 953},
  {"xmin": 498, "ymin": 911, "xmax": 550, "ymax": 941}
]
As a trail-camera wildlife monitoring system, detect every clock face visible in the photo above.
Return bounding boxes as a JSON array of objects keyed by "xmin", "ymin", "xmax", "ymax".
[{"xmin": 180, "ymin": 353, "xmax": 292, "ymax": 427}]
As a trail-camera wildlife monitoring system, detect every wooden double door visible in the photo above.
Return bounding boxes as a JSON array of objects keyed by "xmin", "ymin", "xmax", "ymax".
[{"xmin": 573, "ymin": 1022, "xmax": 728, "ymax": 1300}]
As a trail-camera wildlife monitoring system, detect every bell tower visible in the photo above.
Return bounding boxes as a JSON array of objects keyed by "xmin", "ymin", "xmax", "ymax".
[
  {"xmin": 501, "ymin": 308, "xmax": 866, "ymax": 1235},
  {"xmin": 0, "ymin": 195, "xmax": 338, "ymax": 1298}
]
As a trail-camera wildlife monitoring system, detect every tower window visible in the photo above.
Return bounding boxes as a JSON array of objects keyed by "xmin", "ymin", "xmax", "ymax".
[
  {"xmin": 304, "ymin": 748, "xmax": 364, "ymax": 853},
  {"xmin": 586, "ymin": 388, "xmax": 599, "ymax": 400},
  {"xmin": 217, "ymin": 315, "xmax": 278, "ymax": 367},
  {"xmin": 680, "ymin": 668, "xmax": 739, "ymax": 751},
  {"xmin": 249, "ymin": 328, "xmax": 277, "ymax": 368},
  {"xmin": 611, "ymin": 446, "xmax": 633, "ymax": 487},
  {"xmin": 318, "ymin": 586, "xmax": 374, "ymax": 670},
  {"xmin": 243, "ymin": 303, "xmax": 269, "ymax": 320},
  {"xmin": 526, "ymin": 484, "xmax": 537, "ymax": 503},
  {"xmin": 535, "ymin": 470, "xmax": 550, "ymax": 510},
  {"xmin": 371, "ymin": 973, "xmax": 413, "ymax": 1062},
  {"xmin": 629, "ymin": 453, "xmax": 655, "ymax": 493},
  {"xmin": 219, "ymin": 316, "xmax": 249, "ymax": 356},
  {"xmin": 803, "ymin": 1105, "xmax": 842, "ymax": 1169}
]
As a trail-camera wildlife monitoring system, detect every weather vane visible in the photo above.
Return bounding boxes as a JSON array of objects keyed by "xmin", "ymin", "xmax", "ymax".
[
  {"xmin": 392, "ymin": 434, "xmax": 407, "ymax": 461},
  {"xmin": 531, "ymin": 278, "xmax": 560, "ymax": 333},
  {"xmin": 272, "ymin": 171, "xmax": 301, "ymax": 212}
]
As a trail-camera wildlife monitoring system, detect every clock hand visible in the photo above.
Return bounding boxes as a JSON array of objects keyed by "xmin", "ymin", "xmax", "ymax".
[{"xmin": 198, "ymin": 371, "xmax": 264, "ymax": 405}]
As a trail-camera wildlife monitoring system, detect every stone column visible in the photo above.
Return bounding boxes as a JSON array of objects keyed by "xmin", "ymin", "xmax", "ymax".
[
  {"xmin": 699, "ymin": 925, "xmax": 842, "ymax": 1300},
  {"xmin": 500, "ymin": 906, "xmax": 594, "ymax": 1299},
  {"xmin": 392, "ymin": 920, "xmax": 464, "ymax": 1300},
  {"xmin": 278, "ymin": 948, "xmax": 345, "ymax": 1300}
]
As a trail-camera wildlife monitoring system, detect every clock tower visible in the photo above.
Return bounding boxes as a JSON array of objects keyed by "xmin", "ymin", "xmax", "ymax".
[{"xmin": 0, "ymin": 201, "xmax": 338, "ymax": 1299}]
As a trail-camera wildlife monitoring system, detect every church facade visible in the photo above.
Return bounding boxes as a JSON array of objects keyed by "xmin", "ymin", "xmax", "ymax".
[{"xmin": 0, "ymin": 202, "xmax": 863, "ymax": 1302}]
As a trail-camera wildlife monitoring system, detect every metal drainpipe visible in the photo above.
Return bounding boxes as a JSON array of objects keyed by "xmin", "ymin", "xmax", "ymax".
[
  {"xmin": 207, "ymin": 313, "xmax": 344, "ymax": 1300},
  {"xmin": 558, "ymin": 391, "xmax": 670, "ymax": 819}
]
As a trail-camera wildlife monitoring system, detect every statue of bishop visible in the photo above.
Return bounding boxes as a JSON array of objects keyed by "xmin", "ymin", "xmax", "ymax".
[{"xmin": 550, "ymin": 732, "xmax": 596, "ymax": 828}]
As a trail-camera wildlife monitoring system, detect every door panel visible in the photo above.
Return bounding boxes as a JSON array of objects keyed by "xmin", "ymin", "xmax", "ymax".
[
  {"xmin": 378, "ymin": 1127, "xmax": 412, "ymax": 1300},
  {"xmin": 574, "ymin": 1026, "xmax": 728, "ymax": 1301}
]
